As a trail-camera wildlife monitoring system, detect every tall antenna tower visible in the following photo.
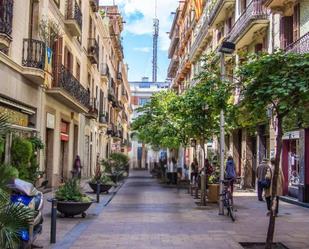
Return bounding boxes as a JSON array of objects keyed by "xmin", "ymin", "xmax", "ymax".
[{"xmin": 152, "ymin": 0, "xmax": 159, "ymax": 83}]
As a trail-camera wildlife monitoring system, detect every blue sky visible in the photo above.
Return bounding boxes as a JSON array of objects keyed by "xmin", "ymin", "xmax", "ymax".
[{"xmin": 100, "ymin": 0, "xmax": 178, "ymax": 82}]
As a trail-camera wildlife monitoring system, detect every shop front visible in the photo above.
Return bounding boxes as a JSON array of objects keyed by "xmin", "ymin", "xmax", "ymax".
[
  {"xmin": 282, "ymin": 129, "xmax": 309, "ymax": 203},
  {"xmin": 0, "ymin": 97, "xmax": 37, "ymax": 163}
]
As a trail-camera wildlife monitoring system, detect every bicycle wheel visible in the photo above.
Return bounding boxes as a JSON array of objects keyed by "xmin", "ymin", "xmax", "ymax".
[{"xmin": 226, "ymin": 192, "xmax": 235, "ymax": 222}]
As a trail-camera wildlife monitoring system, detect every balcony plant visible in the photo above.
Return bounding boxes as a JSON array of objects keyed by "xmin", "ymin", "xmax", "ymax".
[{"xmin": 55, "ymin": 178, "xmax": 93, "ymax": 218}]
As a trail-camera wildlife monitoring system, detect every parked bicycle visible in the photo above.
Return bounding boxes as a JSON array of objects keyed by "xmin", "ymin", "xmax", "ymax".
[{"xmin": 219, "ymin": 178, "xmax": 236, "ymax": 222}]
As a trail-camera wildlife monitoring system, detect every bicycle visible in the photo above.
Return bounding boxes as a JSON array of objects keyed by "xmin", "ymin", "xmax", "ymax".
[{"xmin": 219, "ymin": 179, "xmax": 236, "ymax": 222}]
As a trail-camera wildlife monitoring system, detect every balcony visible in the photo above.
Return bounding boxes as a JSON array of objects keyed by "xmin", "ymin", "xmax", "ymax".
[
  {"xmin": 228, "ymin": 0, "xmax": 268, "ymax": 49},
  {"xmin": 65, "ymin": 0, "xmax": 82, "ymax": 37},
  {"xmin": 99, "ymin": 112, "xmax": 109, "ymax": 127},
  {"xmin": 47, "ymin": 65, "xmax": 90, "ymax": 113},
  {"xmin": 117, "ymin": 71, "xmax": 122, "ymax": 83},
  {"xmin": 168, "ymin": 26, "xmax": 179, "ymax": 58},
  {"xmin": 167, "ymin": 56, "xmax": 179, "ymax": 78},
  {"xmin": 22, "ymin": 39, "xmax": 45, "ymax": 85},
  {"xmin": 208, "ymin": 0, "xmax": 235, "ymax": 28},
  {"xmin": 285, "ymin": 32, "xmax": 309, "ymax": 54},
  {"xmin": 87, "ymin": 38, "xmax": 99, "ymax": 64},
  {"xmin": 121, "ymin": 88, "xmax": 129, "ymax": 104},
  {"xmin": 107, "ymin": 124, "xmax": 122, "ymax": 139},
  {"xmin": 262, "ymin": 0, "xmax": 295, "ymax": 9},
  {"xmin": 108, "ymin": 88, "xmax": 116, "ymax": 103},
  {"xmin": 100, "ymin": 63, "xmax": 109, "ymax": 82},
  {"xmin": 86, "ymin": 98, "xmax": 98, "ymax": 119},
  {"xmin": 89, "ymin": 0, "xmax": 99, "ymax": 12},
  {"xmin": 122, "ymin": 111, "xmax": 128, "ymax": 122},
  {"xmin": 0, "ymin": 0, "xmax": 13, "ymax": 52}
]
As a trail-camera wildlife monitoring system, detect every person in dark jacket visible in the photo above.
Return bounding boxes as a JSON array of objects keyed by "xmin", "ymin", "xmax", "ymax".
[
  {"xmin": 225, "ymin": 156, "xmax": 236, "ymax": 194},
  {"xmin": 256, "ymin": 158, "xmax": 270, "ymax": 201},
  {"xmin": 73, "ymin": 155, "xmax": 82, "ymax": 179}
]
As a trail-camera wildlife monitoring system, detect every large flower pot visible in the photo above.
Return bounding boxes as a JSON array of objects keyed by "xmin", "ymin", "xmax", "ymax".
[
  {"xmin": 88, "ymin": 182, "xmax": 113, "ymax": 193},
  {"xmin": 56, "ymin": 201, "xmax": 93, "ymax": 218},
  {"xmin": 208, "ymin": 183, "xmax": 220, "ymax": 203}
]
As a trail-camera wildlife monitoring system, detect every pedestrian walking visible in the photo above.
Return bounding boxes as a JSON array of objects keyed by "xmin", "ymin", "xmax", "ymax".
[
  {"xmin": 265, "ymin": 158, "xmax": 285, "ymax": 216},
  {"xmin": 225, "ymin": 156, "xmax": 236, "ymax": 194},
  {"xmin": 73, "ymin": 155, "xmax": 82, "ymax": 179},
  {"xmin": 256, "ymin": 158, "xmax": 270, "ymax": 201},
  {"xmin": 190, "ymin": 158, "xmax": 198, "ymax": 184}
]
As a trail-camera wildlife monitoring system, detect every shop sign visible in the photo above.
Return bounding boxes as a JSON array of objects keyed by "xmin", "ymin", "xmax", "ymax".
[
  {"xmin": 46, "ymin": 113, "xmax": 55, "ymax": 129},
  {"xmin": 0, "ymin": 106, "xmax": 28, "ymax": 127},
  {"xmin": 283, "ymin": 130, "xmax": 300, "ymax": 140}
]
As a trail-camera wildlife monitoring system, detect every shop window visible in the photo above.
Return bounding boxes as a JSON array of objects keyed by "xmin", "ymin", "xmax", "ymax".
[{"xmin": 288, "ymin": 139, "xmax": 300, "ymax": 187}]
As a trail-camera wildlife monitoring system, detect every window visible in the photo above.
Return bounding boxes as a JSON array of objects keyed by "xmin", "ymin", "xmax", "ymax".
[
  {"xmin": 139, "ymin": 98, "xmax": 149, "ymax": 106},
  {"xmin": 76, "ymin": 61, "xmax": 81, "ymax": 81}
]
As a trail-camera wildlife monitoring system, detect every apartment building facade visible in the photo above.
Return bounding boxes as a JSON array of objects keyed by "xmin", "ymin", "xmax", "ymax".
[
  {"xmin": 168, "ymin": 0, "xmax": 309, "ymax": 202},
  {"xmin": 0, "ymin": 0, "xmax": 131, "ymax": 187}
]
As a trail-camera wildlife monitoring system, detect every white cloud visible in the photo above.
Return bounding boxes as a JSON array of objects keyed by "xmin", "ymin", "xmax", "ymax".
[
  {"xmin": 100, "ymin": 0, "xmax": 178, "ymax": 51},
  {"xmin": 133, "ymin": 47, "xmax": 152, "ymax": 53}
]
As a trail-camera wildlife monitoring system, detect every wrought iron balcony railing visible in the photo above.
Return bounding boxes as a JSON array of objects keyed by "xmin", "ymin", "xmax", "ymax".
[
  {"xmin": 22, "ymin": 39, "xmax": 45, "ymax": 69},
  {"xmin": 87, "ymin": 38, "xmax": 99, "ymax": 64},
  {"xmin": 88, "ymin": 98, "xmax": 98, "ymax": 118},
  {"xmin": 55, "ymin": 65, "xmax": 90, "ymax": 108},
  {"xmin": 285, "ymin": 32, "xmax": 309, "ymax": 54},
  {"xmin": 66, "ymin": 0, "xmax": 82, "ymax": 31},
  {"xmin": 0, "ymin": 0, "xmax": 13, "ymax": 36},
  {"xmin": 228, "ymin": 0, "xmax": 268, "ymax": 43}
]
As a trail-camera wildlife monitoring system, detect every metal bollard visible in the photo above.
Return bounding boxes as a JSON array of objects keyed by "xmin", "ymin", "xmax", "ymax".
[
  {"xmin": 50, "ymin": 199, "xmax": 57, "ymax": 244},
  {"xmin": 96, "ymin": 181, "xmax": 100, "ymax": 203}
]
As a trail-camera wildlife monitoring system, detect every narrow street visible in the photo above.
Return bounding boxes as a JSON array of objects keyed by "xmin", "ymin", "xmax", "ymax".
[{"xmin": 50, "ymin": 171, "xmax": 309, "ymax": 249}]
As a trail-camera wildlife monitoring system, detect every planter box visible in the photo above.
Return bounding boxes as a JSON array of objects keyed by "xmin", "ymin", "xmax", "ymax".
[
  {"xmin": 57, "ymin": 201, "xmax": 93, "ymax": 218},
  {"xmin": 88, "ymin": 182, "xmax": 113, "ymax": 193},
  {"xmin": 208, "ymin": 183, "xmax": 220, "ymax": 203}
]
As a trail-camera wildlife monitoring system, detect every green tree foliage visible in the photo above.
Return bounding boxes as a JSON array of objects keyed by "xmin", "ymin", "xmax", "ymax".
[
  {"xmin": 132, "ymin": 90, "xmax": 183, "ymax": 149},
  {"xmin": 237, "ymin": 50, "xmax": 309, "ymax": 248}
]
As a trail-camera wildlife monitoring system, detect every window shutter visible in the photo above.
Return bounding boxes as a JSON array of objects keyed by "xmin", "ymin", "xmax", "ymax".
[
  {"xmin": 293, "ymin": 3, "xmax": 300, "ymax": 42},
  {"xmin": 280, "ymin": 16, "xmax": 293, "ymax": 49},
  {"xmin": 52, "ymin": 36, "xmax": 63, "ymax": 87}
]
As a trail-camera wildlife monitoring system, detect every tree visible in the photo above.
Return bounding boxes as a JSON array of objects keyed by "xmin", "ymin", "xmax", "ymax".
[
  {"xmin": 237, "ymin": 50, "xmax": 309, "ymax": 249},
  {"xmin": 132, "ymin": 90, "xmax": 183, "ymax": 149}
]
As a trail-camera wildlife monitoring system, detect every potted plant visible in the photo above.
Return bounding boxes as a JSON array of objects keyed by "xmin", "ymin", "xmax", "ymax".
[
  {"xmin": 88, "ymin": 174, "xmax": 115, "ymax": 193},
  {"xmin": 55, "ymin": 178, "xmax": 93, "ymax": 218},
  {"xmin": 207, "ymin": 159, "xmax": 220, "ymax": 203}
]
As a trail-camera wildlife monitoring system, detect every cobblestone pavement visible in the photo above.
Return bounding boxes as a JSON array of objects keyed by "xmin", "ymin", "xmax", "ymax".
[{"xmin": 50, "ymin": 171, "xmax": 309, "ymax": 249}]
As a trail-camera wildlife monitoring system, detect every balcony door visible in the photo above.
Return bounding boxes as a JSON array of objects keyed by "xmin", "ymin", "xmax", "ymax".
[{"xmin": 64, "ymin": 46, "xmax": 73, "ymax": 73}]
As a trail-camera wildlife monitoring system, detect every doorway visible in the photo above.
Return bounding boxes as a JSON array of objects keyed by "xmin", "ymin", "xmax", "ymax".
[{"xmin": 45, "ymin": 128, "xmax": 54, "ymax": 187}]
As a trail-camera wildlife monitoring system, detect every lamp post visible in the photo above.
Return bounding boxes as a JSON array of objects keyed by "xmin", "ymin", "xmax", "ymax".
[{"xmin": 218, "ymin": 41, "xmax": 235, "ymax": 215}]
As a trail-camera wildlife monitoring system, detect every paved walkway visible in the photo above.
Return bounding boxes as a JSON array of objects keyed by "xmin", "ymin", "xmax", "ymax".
[{"xmin": 49, "ymin": 171, "xmax": 309, "ymax": 249}]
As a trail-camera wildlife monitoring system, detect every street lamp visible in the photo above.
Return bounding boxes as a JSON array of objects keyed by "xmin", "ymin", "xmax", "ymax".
[{"xmin": 218, "ymin": 41, "xmax": 235, "ymax": 215}]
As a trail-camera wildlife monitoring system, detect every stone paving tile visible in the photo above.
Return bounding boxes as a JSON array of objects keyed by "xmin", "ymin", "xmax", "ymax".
[{"xmin": 52, "ymin": 171, "xmax": 309, "ymax": 249}]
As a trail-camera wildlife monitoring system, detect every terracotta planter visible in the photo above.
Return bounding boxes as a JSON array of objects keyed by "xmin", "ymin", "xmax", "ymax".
[
  {"xmin": 208, "ymin": 183, "xmax": 220, "ymax": 203},
  {"xmin": 88, "ymin": 182, "xmax": 113, "ymax": 193},
  {"xmin": 57, "ymin": 201, "xmax": 93, "ymax": 218}
]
